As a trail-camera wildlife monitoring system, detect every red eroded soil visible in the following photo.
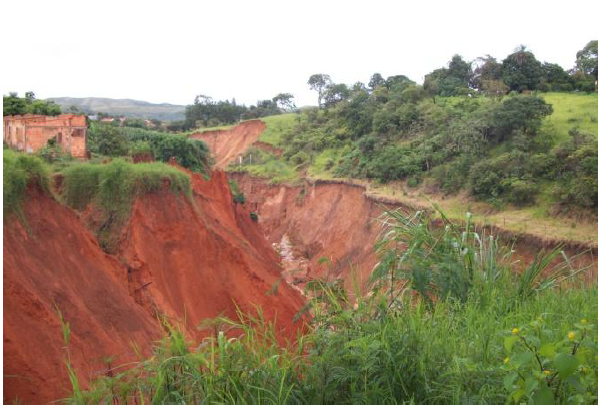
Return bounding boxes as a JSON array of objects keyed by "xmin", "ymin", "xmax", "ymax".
[
  {"xmin": 252, "ymin": 141, "xmax": 283, "ymax": 157},
  {"xmin": 114, "ymin": 169, "xmax": 305, "ymax": 342},
  {"xmin": 3, "ymin": 186, "xmax": 160, "ymax": 404},
  {"xmin": 4, "ymin": 169, "xmax": 306, "ymax": 404},
  {"xmin": 229, "ymin": 174, "xmax": 392, "ymax": 290},
  {"xmin": 230, "ymin": 172, "xmax": 598, "ymax": 291},
  {"xmin": 190, "ymin": 120, "xmax": 266, "ymax": 169}
]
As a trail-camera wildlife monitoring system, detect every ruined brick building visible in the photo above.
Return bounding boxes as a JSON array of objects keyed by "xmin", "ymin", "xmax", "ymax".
[{"xmin": 3, "ymin": 114, "xmax": 87, "ymax": 158}]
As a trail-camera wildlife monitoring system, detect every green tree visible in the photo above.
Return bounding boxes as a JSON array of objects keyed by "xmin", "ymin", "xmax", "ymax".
[
  {"xmin": 3, "ymin": 93, "xmax": 27, "ymax": 116},
  {"xmin": 307, "ymin": 74, "xmax": 332, "ymax": 108},
  {"xmin": 28, "ymin": 100, "xmax": 61, "ymax": 115},
  {"xmin": 471, "ymin": 55, "xmax": 502, "ymax": 90},
  {"xmin": 272, "ymin": 93, "xmax": 296, "ymax": 111},
  {"xmin": 482, "ymin": 79, "xmax": 509, "ymax": 98},
  {"xmin": 3, "ymin": 92, "xmax": 61, "ymax": 116},
  {"xmin": 447, "ymin": 54, "xmax": 472, "ymax": 85},
  {"xmin": 491, "ymin": 95, "xmax": 553, "ymax": 141},
  {"xmin": 575, "ymin": 40, "xmax": 598, "ymax": 80},
  {"xmin": 368, "ymin": 73, "xmax": 385, "ymax": 90},
  {"xmin": 501, "ymin": 45, "xmax": 543, "ymax": 91},
  {"xmin": 323, "ymin": 83, "xmax": 350, "ymax": 107},
  {"xmin": 541, "ymin": 62, "xmax": 572, "ymax": 91},
  {"xmin": 24, "ymin": 91, "xmax": 36, "ymax": 103},
  {"xmin": 384, "ymin": 74, "xmax": 413, "ymax": 91},
  {"xmin": 423, "ymin": 76, "xmax": 440, "ymax": 103}
]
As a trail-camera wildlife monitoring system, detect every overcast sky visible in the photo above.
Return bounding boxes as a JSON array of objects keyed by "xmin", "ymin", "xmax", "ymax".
[{"xmin": 2, "ymin": 0, "xmax": 600, "ymax": 108}]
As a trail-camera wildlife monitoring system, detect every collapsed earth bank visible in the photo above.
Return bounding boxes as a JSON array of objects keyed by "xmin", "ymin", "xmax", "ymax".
[
  {"xmin": 229, "ymin": 172, "xmax": 598, "ymax": 291},
  {"xmin": 3, "ymin": 169, "xmax": 305, "ymax": 404},
  {"xmin": 189, "ymin": 120, "xmax": 267, "ymax": 169}
]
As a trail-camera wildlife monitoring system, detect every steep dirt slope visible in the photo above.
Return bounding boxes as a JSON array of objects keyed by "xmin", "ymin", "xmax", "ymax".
[
  {"xmin": 190, "ymin": 120, "xmax": 266, "ymax": 169},
  {"xmin": 114, "ymin": 169, "xmax": 305, "ymax": 343},
  {"xmin": 229, "ymin": 173, "xmax": 393, "ymax": 290},
  {"xmin": 230, "ymin": 172, "xmax": 598, "ymax": 292},
  {"xmin": 3, "ymin": 186, "xmax": 160, "ymax": 404},
  {"xmin": 4, "ymin": 168, "xmax": 306, "ymax": 403}
]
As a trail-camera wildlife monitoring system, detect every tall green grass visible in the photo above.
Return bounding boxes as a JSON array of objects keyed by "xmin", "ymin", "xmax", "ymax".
[
  {"xmin": 60, "ymin": 159, "xmax": 191, "ymax": 251},
  {"xmin": 3, "ymin": 149, "xmax": 49, "ymax": 218},
  {"xmin": 66, "ymin": 205, "xmax": 597, "ymax": 404},
  {"xmin": 542, "ymin": 92, "xmax": 598, "ymax": 142},
  {"xmin": 228, "ymin": 148, "xmax": 297, "ymax": 184},
  {"xmin": 257, "ymin": 113, "xmax": 299, "ymax": 146}
]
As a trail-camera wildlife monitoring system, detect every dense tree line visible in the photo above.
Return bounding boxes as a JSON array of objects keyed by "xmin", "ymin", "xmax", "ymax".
[
  {"xmin": 175, "ymin": 93, "xmax": 296, "ymax": 131},
  {"xmin": 3, "ymin": 92, "xmax": 62, "ymax": 116},
  {"xmin": 276, "ymin": 41, "xmax": 597, "ymax": 211},
  {"xmin": 422, "ymin": 43, "xmax": 597, "ymax": 96},
  {"xmin": 303, "ymin": 42, "xmax": 597, "ymax": 109}
]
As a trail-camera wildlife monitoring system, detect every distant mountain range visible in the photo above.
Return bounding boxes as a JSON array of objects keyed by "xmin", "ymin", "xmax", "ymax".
[{"xmin": 47, "ymin": 97, "xmax": 186, "ymax": 121}]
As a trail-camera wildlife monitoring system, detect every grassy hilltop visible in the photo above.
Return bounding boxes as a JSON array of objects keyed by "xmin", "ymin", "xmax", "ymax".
[{"xmin": 229, "ymin": 92, "xmax": 598, "ymax": 245}]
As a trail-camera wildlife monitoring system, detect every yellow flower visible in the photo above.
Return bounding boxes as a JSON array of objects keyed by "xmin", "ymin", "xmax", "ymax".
[
  {"xmin": 544, "ymin": 370, "xmax": 552, "ymax": 375},
  {"xmin": 568, "ymin": 331, "xmax": 575, "ymax": 341},
  {"xmin": 512, "ymin": 328, "xmax": 519, "ymax": 335},
  {"xmin": 504, "ymin": 357, "xmax": 510, "ymax": 364},
  {"xmin": 580, "ymin": 318, "xmax": 587, "ymax": 324}
]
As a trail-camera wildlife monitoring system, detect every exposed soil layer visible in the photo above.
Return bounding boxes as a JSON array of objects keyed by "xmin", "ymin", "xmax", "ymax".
[
  {"xmin": 230, "ymin": 172, "xmax": 598, "ymax": 290},
  {"xmin": 3, "ymin": 186, "xmax": 160, "ymax": 404},
  {"xmin": 189, "ymin": 120, "xmax": 266, "ymax": 169},
  {"xmin": 252, "ymin": 141, "xmax": 283, "ymax": 157},
  {"xmin": 112, "ymin": 169, "xmax": 305, "ymax": 342},
  {"xmin": 229, "ymin": 173, "xmax": 389, "ymax": 291},
  {"xmin": 4, "ymin": 169, "xmax": 305, "ymax": 404}
]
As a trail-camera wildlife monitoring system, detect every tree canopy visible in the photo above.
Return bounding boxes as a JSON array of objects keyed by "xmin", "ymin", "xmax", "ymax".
[
  {"xmin": 575, "ymin": 40, "xmax": 598, "ymax": 80},
  {"xmin": 308, "ymin": 74, "xmax": 333, "ymax": 108},
  {"xmin": 3, "ymin": 92, "xmax": 62, "ymax": 116}
]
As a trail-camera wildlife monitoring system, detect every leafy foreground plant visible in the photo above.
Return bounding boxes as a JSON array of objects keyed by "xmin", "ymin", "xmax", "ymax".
[
  {"xmin": 63, "ymin": 207, "xmax": 596, "ymax": 405},
  {"xmin": 502, "ymin": 318, "xmax": 597, "ymax": 404}
]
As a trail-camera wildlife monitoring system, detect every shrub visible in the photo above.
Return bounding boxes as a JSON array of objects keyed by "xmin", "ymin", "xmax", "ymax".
[
  {"xmin": 88, "ymin": 123, "xmax": 128, "ymax": 156},
  {"xmin": 433, "ymin": 154, "xmax": 473, "ymax": 194},
  {"xmin": 128, "ymin": 140, "xmax": 153, "ymax": 157},
  {"xmin": 119, "ymin": 127, "xmax": 212, "ymax": 174},
  {"xmin": 36, "ymin": 139, "xmax": 70, "ymax": 163},
  {"xmin": 290, "ymin": 151, "xmax": 309, "ymax": 166},
  {"xmin": 3, "ymin": 150, "xmax": 49, "ymax": 217},
  {"xmin": 501, "ymin": 318, "xmax": 597, "ymax": 404},
  {"xmin": 406, "ymin": 176, "xmax": 419, "ymax": 188},
  {"xmin": 323, "ymin": 158, "xmax": 334, "ymax": 171},
  {"xmin": 469, "ymin": 163, "xmax": 503, "ymax": 201},
  {"xmin": 529, "ymin": 153, "xmax": 558, "ymax": 179},
  {"xmin": 502, "ymin": 178, "xmax": 538, "ymax": 205},
  {"xmin": 228, "ymin": 180, "xmax": 245, "ymax": 204},
  {"xmin": 366, "ymin": 146, "xmax": 422, "ymax": 182},
  {"xmin": 250, "ymin": 211, "xmax": 258, "ymax": 221}
]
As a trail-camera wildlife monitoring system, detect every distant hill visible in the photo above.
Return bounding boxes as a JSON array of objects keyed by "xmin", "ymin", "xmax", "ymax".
[{"xmin": 47, "ymin": 97, "xmax": 186, "ymax": 121}]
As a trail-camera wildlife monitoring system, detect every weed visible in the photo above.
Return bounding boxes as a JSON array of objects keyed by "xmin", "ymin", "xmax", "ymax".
[
  {"xmin": 60, "ymin": 159, "xmax": 191, "ymax": 251},
  {"xmin": 3, "ymin": 149, "xmax": 49, "ymax": 218}
]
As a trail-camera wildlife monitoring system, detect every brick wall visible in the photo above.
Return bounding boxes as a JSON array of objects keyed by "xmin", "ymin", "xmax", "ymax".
[{"xmin": 3, "ymin": 114, "xmax": 88, "ymax": 158}]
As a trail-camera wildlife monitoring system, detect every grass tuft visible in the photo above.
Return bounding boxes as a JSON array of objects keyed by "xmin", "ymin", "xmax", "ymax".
[
  {"xmin": 60, "ymin": 159, "xmax": 191, "ymax": 251},
  {"xmin": 3, "ymin": 149, "xmax": 50, "ymax": 218}
]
